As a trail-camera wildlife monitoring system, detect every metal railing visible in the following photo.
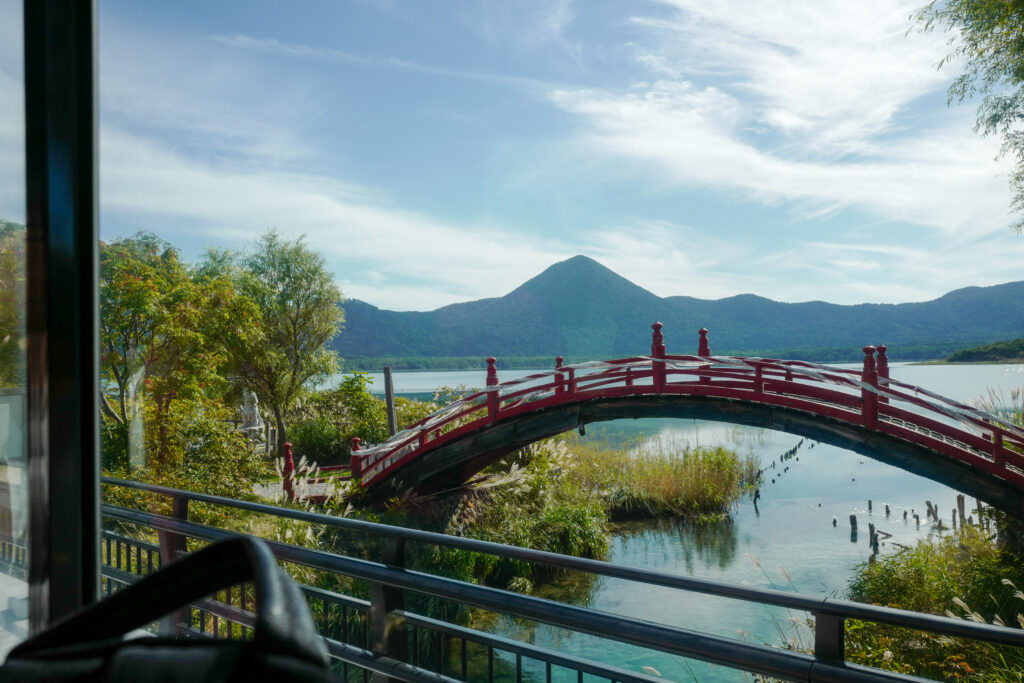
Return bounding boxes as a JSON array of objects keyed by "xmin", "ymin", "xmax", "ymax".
[{"xmin": 100, "ymin": 476, "xmax": 1024, "ymax": 682}]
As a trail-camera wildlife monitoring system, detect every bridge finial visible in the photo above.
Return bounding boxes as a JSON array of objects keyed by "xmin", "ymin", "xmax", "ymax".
[
  {"xmin": 698, "ymin": 328, "xmax": 710, "ymax": 356},
  {"xmin": 651, "ymin": 322, "xmax": 665, "ymax": 357},
  {"xmin": 349, "ymin": 438, "xmax": 362, "ymax": 478},
  {"xmin": 555, "ymin": 355, "xmax": 564, "ymax": 368},
  {"xmin": 861, "ymin": 346, "xmax": 877, "ymax": 381},
  {"xmin": 876, "ymin": 345, "xmax": 889, "ymax": 379},
  {"xmin": 486, "ymin": 357, "xmax": 498, "ymax": 386}
]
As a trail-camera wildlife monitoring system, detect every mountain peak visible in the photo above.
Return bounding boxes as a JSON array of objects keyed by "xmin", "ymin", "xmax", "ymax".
[{"xmin": 510, "ymin": 255, "xmax": 657, "ymax": 301}]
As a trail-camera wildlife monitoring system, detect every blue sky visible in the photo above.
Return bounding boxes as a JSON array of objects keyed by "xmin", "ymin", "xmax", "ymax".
[{"xmin": 1, "ymin": 0, "xmax": 1022, "ymax": 311}]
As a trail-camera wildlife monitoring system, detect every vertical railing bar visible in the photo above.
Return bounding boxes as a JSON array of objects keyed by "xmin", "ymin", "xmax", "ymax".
[
  {"xmin": 488, "ymin": 646, "xmax": 494, "ymax": 683},
  {"xmin": 461, "ymin": 637, "xmax": 468, "ymax": 680},
  {"xmin": 546, "ymin": 661, "xmax": 552, "ymax": 683},
  {"xmin": 434, "ymin": 630, "xmax": 442, "ymax": 674},
  {"xmin": 516, "ymin": 653, "xmax": 522, "ymax": 683}
]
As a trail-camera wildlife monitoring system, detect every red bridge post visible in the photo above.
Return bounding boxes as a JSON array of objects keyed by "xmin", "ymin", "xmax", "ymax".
[
  {"xmin": 877, "ymin": 345, "xmax": 889, "ymax": 405},
  {"xmin": 651, "ymin": 322, "xmax": 666, "ymax": 392},
  {"xmin": 486, "ymin": 357, "xmax": 499, "ymax": 420},
  {"xmin": 698, "ymin": 328, "xmax": 711, "ymax": 385},
  {"xmin": 282, "ymin": 442, "xmax": 295, "ymax": 500},
  {"xmin": 350, "ymin": 437, "xmax": 362, "ymax": 478},
  {"xmin": 555, "ymin": 356, "xmax": 564, "ymax": 395},
  {"xmin": 861, "ymin": 346, "xmax": 878, "ymax": 429}
]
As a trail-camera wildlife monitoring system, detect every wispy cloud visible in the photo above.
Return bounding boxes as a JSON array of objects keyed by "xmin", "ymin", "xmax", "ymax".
[
  {"xmin": 548, "ymin": 0, "xmax": 1013, "ymax": 235},
  {"xmin": 211, "ymin": 32, "xmax": 558, "ymax": 93},
  {"xmin": 100, "ymin": 127, "xmax": 576, "ymax": 310}
]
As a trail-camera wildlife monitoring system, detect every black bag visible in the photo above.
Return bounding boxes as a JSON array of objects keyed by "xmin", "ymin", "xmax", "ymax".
[{"xmin": 0, "ymin": 536, "xmax": 336, "ymax": 682}]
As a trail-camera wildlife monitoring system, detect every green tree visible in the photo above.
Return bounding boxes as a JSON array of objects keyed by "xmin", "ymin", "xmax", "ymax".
[
  {"xmin": 916, "ymin": 0, "xmax": 1024, "ymax": 229},
  {"xmin": 224, "ymin": 231, "xmax": 343, "ymax": 453},
  {"xmin": 99, "ymin": 233, "xmax": 255, "ymax": 465}
]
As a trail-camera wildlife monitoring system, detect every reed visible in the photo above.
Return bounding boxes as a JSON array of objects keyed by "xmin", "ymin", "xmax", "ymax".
[{"xmin": 565, "ymin": 434, "xmax": 760, "ymax": 521}]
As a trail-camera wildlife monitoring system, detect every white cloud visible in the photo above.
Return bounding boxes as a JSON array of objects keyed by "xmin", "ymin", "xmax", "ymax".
[
  {"xmin": 100, "ymin": 127, "xmax": 574, "ymax": 310},
  {"xmin": 547, "ymin": 0, "xmax": 1014, "ymax": 236}
]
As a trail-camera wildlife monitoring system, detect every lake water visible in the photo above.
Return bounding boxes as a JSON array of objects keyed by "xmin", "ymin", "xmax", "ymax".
[{"xmin": 355, "ymin": 363, "xmax": 1024, "ymax": 682}]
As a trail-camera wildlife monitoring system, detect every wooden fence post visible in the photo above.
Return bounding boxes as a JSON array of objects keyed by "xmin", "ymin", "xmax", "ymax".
[
  {"xmin": 486, "ymin": 357, "xmax": 499, "ymax": 420},
  {"xmin": 282, "ymin": 442, "xmax": 295, "ymax": 500},
  {"xmin": 383, "ymin": 365, "xmax": 397, "ymax": 436},
  {"xmin": 555, "ymin": 356, "xmax": 564, "ymax": 395}
]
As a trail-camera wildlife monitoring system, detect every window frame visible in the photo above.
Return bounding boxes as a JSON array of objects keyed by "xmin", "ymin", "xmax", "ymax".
[{"xmin": 23, "ymin": 0, "xmax": 101, "ymax": 631}]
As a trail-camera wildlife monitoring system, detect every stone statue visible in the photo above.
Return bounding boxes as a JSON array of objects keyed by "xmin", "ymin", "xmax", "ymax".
[{"xmin": 241, "ymin": 389, "xmax": 264, "ymax": 431}]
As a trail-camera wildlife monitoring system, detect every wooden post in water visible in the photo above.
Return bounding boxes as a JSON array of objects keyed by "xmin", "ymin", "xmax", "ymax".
[{"xmin": 383, "ymin": 365, "xmax": 397, "ymax": 437}]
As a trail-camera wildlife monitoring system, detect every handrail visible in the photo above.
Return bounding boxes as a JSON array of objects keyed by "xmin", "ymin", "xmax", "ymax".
[
  {"xmin": 102, "ymin": 501, "xmax": 939, "ymax": 682},
  {"xmin": 102, "ymin": 477, "xmax": 1024, "ymax": 650}
]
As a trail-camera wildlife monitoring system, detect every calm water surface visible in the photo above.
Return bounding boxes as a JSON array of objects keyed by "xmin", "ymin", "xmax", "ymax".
[{"xmin": 355, "ymin": 363, "xmax": 1024, "ymax": 682}]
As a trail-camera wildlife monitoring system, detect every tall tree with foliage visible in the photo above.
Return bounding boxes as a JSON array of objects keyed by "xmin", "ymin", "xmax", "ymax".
[
  {"xmin": 99, "ymin": 233, "xmax": 255, "ymax": 465},
  {"xmin": 916, "ymin": 0, "xmax": 1024, "ymax": 229},
  {"xmin": 224, "ymin": 231, "xmax": 343, "ymax": 453}
]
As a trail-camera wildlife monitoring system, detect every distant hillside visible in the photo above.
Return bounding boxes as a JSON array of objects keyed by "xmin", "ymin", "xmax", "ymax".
[
  {"xmin": 332, "ymin": 255, "xmax": 1024, "ymax": 364},
  {"xmin": 947, "ymin": 339, "xmax": 1024, "ymax": 363}
]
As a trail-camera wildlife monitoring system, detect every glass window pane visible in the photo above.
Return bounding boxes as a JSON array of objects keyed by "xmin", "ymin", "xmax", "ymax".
[{"xmin": 0, "ymin": 0, "xmax": 29, "ymax": 656}]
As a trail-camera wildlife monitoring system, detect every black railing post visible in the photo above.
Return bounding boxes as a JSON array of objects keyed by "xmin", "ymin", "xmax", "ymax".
[
  {"xmin": 369, "ymin": 537, "xmax": 408, "ymax": 681},
  {"xmin": 813, "ymin": 612, "xmax": 845, "ymax": 662},
  {"xmin": 157, "ymin": 495, "xmax": 190, "ymax": 635}
]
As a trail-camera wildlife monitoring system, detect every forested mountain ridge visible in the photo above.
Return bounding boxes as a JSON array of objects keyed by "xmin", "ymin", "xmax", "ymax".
[{"xmin": 333, "ymin": 255, "xmax": 1024, "ymax": 361}]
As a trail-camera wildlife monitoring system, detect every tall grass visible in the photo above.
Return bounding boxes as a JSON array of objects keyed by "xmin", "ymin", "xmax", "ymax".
[
  {"xmin": 566, "ymin": 434, "xmax": 760, "ymax": 521},
  {"xmin": 846, "ymin": 526, "xmax": 1024, "ymax": 680}
]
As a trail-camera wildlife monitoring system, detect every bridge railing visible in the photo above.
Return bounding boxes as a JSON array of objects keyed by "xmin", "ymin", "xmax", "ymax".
[
  {"xmin": 351, "ymin": 326, "xmax": 1024, "ymax": 491},
  {"xmin": 99, "ymin": 476, "xmax": 1024, "ymax": 683}
]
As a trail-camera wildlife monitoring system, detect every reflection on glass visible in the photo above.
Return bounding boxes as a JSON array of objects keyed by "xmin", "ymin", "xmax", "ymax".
[{"xmin": 0, "ymin": 0, "xmax": 28, "ymax": 655}]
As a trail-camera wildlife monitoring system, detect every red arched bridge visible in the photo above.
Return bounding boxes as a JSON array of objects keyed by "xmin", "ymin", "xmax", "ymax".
[{"xmin": 341, "ymin": 324, "xmax": 1024, "ymax": 518}]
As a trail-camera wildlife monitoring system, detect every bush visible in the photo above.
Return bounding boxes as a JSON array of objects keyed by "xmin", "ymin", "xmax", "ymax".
[{"xmin": 846, "ymin": 527, "xmax": 1024, "ymax": 680}]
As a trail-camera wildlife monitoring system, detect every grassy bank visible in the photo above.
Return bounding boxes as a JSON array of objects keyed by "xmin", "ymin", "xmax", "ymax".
[
  {"xmin": 843, "ymin": 526, "xmax": 1024, "ymax": 680},
  {"xmin": 457, "ymin": 436, "xmax": 759, "ymax": 590}
]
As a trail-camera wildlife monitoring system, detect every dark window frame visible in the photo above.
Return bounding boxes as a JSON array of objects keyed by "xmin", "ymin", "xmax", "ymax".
[{"xmin": 23, "ymin": 0, "xmax": 101, "ymax": 630}]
